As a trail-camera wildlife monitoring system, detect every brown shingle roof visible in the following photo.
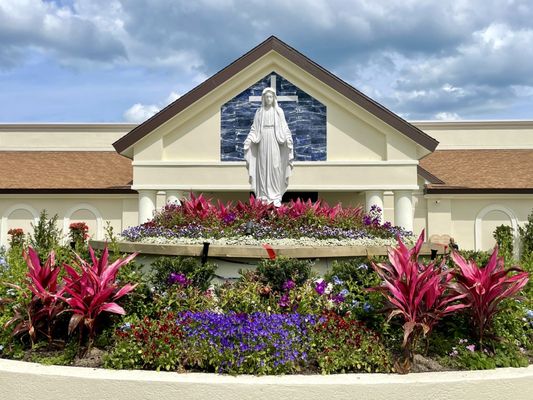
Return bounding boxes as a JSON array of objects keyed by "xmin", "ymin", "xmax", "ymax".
[
  {"xmin": 0, "ymin": 151, "xmax": 133, "ymax": 193},
  {"xmin": 420, "ymin": 149, "xmax": 533, "ymax": 193}
]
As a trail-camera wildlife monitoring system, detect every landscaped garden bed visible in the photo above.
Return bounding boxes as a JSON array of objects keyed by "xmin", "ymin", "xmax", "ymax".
[
  {"xmin": 0, "ymin": 201, "xmax": 532, "ymax": 378},
  {"xmin": 119, "ymin": 194, "xmax": 412, "ymax": 247}
]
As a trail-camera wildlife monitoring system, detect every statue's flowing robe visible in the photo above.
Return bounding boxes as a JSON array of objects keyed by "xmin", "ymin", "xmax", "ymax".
[{"xmin": 244, "ymin": 106, "xmax": 294, "ymax": 205}]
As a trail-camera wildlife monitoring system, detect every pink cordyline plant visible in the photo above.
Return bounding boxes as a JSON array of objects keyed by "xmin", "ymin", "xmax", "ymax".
[
  {"xmin": 61, "ymin": 246, "xmax": 138, "ymax": 343},
  {"xmin": 450, "ymin": 247, "xmax": 529, "ymax": 347},
  {"xmin": 181, "ymin": 193, "xmax": 214, "ymax": 220},
  {"xmin": 370, "ymin": 230, "xmax": 467, "ymax": 373},
  {"xmin": 235, "ymin": 195, "xmax": 273, "ymax": 220},
  {"xmin": 4, "ymin": 247, "xmax": 64, "ymax": 344}
]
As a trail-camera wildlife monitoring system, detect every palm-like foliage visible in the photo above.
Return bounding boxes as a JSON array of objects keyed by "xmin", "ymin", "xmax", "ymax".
[
  {"xmin": 370, "ymin": 230, "xmax": 467, "ymax": 372},
  {"xmin": 450, "ymin": 247, "xmax": 529, "ymax": 345},
  {"xmin": 61, "ymin": 247, "xmax": 138, "ymax": 341}
]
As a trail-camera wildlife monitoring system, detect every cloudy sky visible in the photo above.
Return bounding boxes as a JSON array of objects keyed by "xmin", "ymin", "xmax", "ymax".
[{"xmin": 1, "ymin": 0, "xmax": 532, "ymax": 123}]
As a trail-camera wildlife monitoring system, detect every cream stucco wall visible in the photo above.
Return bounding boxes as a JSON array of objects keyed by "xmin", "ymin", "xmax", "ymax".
[
  {"xmin": 0, "ymin": 123, "xmax": 134, "ymax": 151},
  {"xmin": 0, "ymin": 195, "xmax": 138, "ymax": 246},
  {"xmin": 414, "ymin": 121, "xmax": 533, "ymax": 150},
  {"xmin": 425, "ymin": 195, "xmax": 533, "ymax": 251}
]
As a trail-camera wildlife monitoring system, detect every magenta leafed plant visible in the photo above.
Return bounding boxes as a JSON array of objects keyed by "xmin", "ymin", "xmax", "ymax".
[
  {"xmin": 61, "ymin": 247, "xmax": 138, "ymax": 342},
  {"xmin": 450, "ymin": 247, "xmax": 529, "ymax": 346},
  {"xmin": 369, "ymin": 230, "xmax": 467, "ymax": 372},
  {"xmin": 24, "ymin": 247, "xmax": 62, "ymax": 300},
  {"xmin": 5, "ymin": 247, "xmax": 65, "ymax": 344}
]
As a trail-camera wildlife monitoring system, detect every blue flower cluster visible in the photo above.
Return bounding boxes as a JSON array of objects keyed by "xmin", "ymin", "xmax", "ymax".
[
  {"xmin": 120, "ymin": 210, "xmax": 411, "ymax": 242},
  {"xmin": 526, "ymin": 309, "xmax": 533, "ymax": 328},
  {"xmin": 177, "ymin": 311, "xmax": 318, "ymax": 374},
  {"xmin": 0, "ymin": 246, "xmax": 7, "ymax": 270},
  {"xmin": 121, "ymin": 223, "xmax": 210, "ymax": 241}
]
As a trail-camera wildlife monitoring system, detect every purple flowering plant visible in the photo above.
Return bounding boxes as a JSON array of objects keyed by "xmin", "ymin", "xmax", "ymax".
[
  {"xmin": 168, "ymin": 272, "xmax": 191, "ymax": 287},
  {"xmin": 177, "ymin": 311, "xmax": 318, "ymax": 374}
]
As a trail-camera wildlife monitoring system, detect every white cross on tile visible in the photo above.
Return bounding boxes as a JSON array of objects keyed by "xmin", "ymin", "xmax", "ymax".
[{"xmin": 248, "ymin": 74, "xmax": 298, "ymax": 102}]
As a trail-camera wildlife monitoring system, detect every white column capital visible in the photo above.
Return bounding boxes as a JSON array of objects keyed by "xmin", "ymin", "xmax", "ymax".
[{"xmin": 394, "ymin": 190, "xmax": 413, "ymax": 232}]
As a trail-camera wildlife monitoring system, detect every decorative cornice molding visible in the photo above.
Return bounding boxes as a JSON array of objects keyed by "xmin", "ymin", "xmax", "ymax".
[
  {"xmin": 0, "ymin": 123, "xmax": 137, "ymax": 132},
  {"xmin": 412, "ymin": 120, "xmax": 533, "ymax": 130},
  {"xmin": 132, "ymin": 160, "xmax": 419, "ymax": 167}
]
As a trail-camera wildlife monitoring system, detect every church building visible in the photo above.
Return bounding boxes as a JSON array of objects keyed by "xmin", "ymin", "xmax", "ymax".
[{"xmin": 1, "ymin": 37, "xmax": 532, "ymax": 252}]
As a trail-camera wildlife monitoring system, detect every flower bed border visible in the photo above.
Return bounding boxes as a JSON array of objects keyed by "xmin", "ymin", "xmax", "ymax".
[
  {"xmin": 89, "ymin": 240, "xmax": 444, "ymax": 259},
  {"xmin": 1, "ymin": 359, "xmax": 531, "ymax": 400}
]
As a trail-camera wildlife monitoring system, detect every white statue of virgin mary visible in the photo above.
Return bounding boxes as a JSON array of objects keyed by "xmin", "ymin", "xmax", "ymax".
[{"xmin": 244, "ymin": 87, "xmax": 294, "ymax": 207}]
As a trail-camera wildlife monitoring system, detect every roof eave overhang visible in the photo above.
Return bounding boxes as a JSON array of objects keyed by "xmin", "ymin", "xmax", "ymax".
[
  {"xmin": 0, "ymin": 188, "xmax": 136, "ymax": 194},
  {"xmin": 424, "ymin": 187, "xmax": 533, "ymax": 195}
]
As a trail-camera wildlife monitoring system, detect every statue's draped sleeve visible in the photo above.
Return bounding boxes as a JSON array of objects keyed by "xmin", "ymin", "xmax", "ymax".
[
  {"xmin": 274, "ymin": 107, "xmax": 294, "ymax": 186},
  {"xmin": 246, "ymin": 110, "xmax": 262, "ymax": 144},
  {"xmin": 244, "ymin": 109, "xmax": 261, "ymax": 192}
]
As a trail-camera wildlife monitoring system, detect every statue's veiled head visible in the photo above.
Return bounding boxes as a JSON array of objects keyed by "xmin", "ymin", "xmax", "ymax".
[{"xmin": 261, "ymin": 87, "xmax": 277, "ymax": 108}]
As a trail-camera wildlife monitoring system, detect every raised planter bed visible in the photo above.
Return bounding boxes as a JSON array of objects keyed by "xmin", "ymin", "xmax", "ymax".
[
  {"xmin": 1, "ymin": 359, "xmax": 531, "ymax": 400},
  {"xmin": 90, "ymin": 240, "xmax": 446, "ymax": 279},
  {"xmin": 90, "ymin": 240, "xmax": 445, "ymax": 259}
]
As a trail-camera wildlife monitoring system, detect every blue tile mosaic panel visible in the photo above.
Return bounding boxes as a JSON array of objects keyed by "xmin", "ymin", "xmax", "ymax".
[{"xmin": 221, "ymin": 72, "xmax": 327, "ymax": 161}]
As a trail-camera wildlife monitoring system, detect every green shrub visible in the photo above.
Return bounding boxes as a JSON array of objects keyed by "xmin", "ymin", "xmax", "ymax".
[
  {"xmin": 104, "ymin": 312, "xmax": 194, "ymax": 371},
  {"xmin": 115, "ymin": 260, "xmax": 152, "ymax": 318},
  {"xmin": 311, "ymin": 311, "xmax": 392, "ymax": 373},
  {"xmin": 216, "ymin": 271, "xmax": 329, "ymax": 315},
  {"xmin": 493, "ymin": 224, "xmax": 514, "ymax": 262},
  {"xmin": 431, "ymin": 298, "xmax": 531, "ymax": 370},
  {"xmin": 0, "ymin": 246, "xmax": 30, "ymax": 351},
  {"xmin": 29, "ymin": 210, "xmax": 63, "ymax": 262},
  {"xmin": 149, "ymin": 256, "xmax": 217, "ymax": 291},
  {"xmin": 216, "ymin": 271, "xmax": 270, "ymax": 314},
  {"xmin": 519, "ymin": 209, "xmax": 533, "ymax": 263},
  {"xmin": 324, "ymin": 258, "xmax": 388, "ymax": 331},
  {"xmin": 255, "ymin": 256, "xmax": 312, "ymax": 292},
  {"xmin": 442, "ymin": 338, "xmax": 528, "ymax": 370},
  {"xmin": 150, "ymin": 286, "xmax": 216, "ymax": 315}
]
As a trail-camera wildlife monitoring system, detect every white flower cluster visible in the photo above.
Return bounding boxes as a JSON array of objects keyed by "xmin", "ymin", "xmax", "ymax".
[{"xmin": 119, "ymin": 234, "xmax": 415, "ymax": 247}]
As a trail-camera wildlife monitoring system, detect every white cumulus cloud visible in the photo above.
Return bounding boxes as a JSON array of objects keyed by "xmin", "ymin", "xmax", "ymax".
[{"xmin": 123, "ymin": 91, "xmax": 180, "ymax": 123}]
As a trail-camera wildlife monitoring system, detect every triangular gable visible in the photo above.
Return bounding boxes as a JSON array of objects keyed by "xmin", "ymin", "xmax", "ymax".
[{"xmin": 113, "ymin": 36, "xmax": 438, "ymax": 156}]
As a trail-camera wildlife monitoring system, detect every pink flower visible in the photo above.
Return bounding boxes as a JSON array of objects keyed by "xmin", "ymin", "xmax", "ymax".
[{"xmin": 466, "ymin": 344, "xmax": 476, "ymax": 352}]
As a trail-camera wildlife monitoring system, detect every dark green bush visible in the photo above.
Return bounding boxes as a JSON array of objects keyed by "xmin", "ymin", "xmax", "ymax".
[
  {"xmin": 519, "ymin": 209, "xmax": 533, "ymax": 263},
  {"xmin": 324, "ymin": 258, "xmax": 390, "ymax": 333},
  {"xmin": 149, "ymin": 256, "xmax": 217, "ymax": 291},
  {"xmin": 255, "ymin": 256, "xmax": 312, "ymax": 292},
  {"xmin": 104, "ymin": 312, "xmax": 193, "ymax": 371},
  {"xmin": 311, "ymin": 311, "xmax": 392, "ymax": 373},
  {"xmin": 493, "ymin": 224, "xmax": 514, "ymax": 263},
  {"xmin": 325, "ymin": 257, "xmax": 383, "ymax": 287},
  {"xmin": 29, "ymin": 210, "xmax": 63, "ymax": 262}
]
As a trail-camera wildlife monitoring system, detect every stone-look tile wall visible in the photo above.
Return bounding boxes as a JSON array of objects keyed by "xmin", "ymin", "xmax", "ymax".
[{"xmin": 221, "ymin": 72, "xmax": 327, "ymax": 161}]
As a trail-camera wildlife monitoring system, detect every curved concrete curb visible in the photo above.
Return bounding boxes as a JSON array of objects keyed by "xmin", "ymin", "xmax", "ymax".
[{"xmin": 0, "ymin": 359, "xmax": 531, "ymax": 400}]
